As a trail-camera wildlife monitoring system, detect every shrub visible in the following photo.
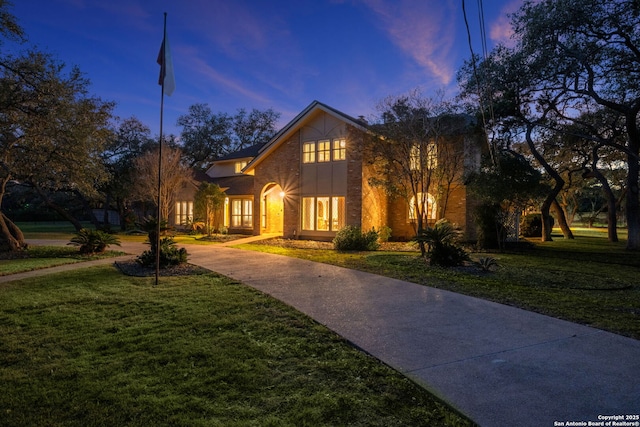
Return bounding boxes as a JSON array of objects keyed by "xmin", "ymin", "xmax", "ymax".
[
  {"xmin": 521, "ymin": 213, "xmax": 554, "ymax": 237},
  {"xmin": 137, "ymin": 237, "xmax": 188, "ymax": 268},
  {"xmin": 473, "ymin": 203, "xmax": 506, "ymax": 249},
  {"xmin": 415, "ymin": 219, "xmax": 469, "ymax": 267},
  {"xmin": 333, "ymin": 226, "xmax": 380, "ymax": 251},
  {"xmin": 377, "ymin": 226, "xmax": 392, "ymax": 243},
  {"xmin": 68, "ymin": 228, "xmax": 121, "ymax": 254}
]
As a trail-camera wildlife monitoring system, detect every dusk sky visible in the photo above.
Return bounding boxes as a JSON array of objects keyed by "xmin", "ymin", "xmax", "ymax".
[{"xmin": 8, "ymin": 0, "xmax": 520, "ymax": 137}]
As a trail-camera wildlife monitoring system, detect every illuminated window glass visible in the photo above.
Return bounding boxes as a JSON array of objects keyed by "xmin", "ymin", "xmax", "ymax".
[
  {"xmin": 333, "ymin": 139, "xmax": 346, "ymax": 161},
  {"xmin": 175, "ymin": 201, "xmax": 193, "ymax": 225},
  {"xmin": 410, "ymin": 144, "xmax": 421, "ymax": 171},
  {"xmin": 303, "ymin": 142, "xmax": 316, "ymax": 163},
  {"xmin": 302, "ymin": 197, "xmax": 315, "ymax": 230},
  {"xmin": 234, "ymin": 161, "xmax": 247, "ymax": 173},
  {"xmin": 409, "ymin": 193, "xmax": 437, "ymax": 220},
  {"xmin": 318, "ymin": 140, "xmax": 330, "ymax": 162},
  {"xmin": 331, "ymin": 197, "xmax": 345, "ymax": 230},
  {"xmin": 231, "ymin": 199, "xmax": 253, "ymax": 228},
  {"xmin": 316, "ymin": 197, "xmax": 330, "ymax": 230}
]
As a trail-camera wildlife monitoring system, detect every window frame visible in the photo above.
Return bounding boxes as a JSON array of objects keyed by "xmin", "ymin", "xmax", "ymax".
[
  {"xmin": 333, "ymin": 138, "xmax": 346, "ymax": 161},
  {"xmin": 302, "ymin": 196, "xmax": 345, "ymax": 231},
  {"xmin": 175, "ymin": 201, "xmax": 193, "ymax": 225},
  {"xmin": 303, "ymin": 142, "xmax": 316, "ymax": 163},
  {"xmin": 231, "ymin": 198, "xmax": 253, "ymax": 228}
]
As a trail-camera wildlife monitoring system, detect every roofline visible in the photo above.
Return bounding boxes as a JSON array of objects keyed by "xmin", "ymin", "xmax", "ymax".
[{"xmin": 244, "ymin": 100, "xmax": 368, "ymax": 173}]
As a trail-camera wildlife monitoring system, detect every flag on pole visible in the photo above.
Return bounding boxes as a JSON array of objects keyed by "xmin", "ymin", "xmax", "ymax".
[{"xmin": 157, "ymin": 34, "xmax": 175, "ymax": 96}]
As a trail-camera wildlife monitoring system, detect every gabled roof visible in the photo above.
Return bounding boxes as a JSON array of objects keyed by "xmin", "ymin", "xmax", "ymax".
[{"xmin": 244, "ymin": 100, "xmax": 368, "ymax": 173}]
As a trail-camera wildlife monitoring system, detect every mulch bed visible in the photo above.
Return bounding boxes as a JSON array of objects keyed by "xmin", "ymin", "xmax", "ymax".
[{"xmin": 114, "ymin": 260, "xmax": 212, "ymax": 277}]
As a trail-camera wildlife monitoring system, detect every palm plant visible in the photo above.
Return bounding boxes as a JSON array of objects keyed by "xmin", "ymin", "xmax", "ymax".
[
  {"xmin": 414, "ymin": 219, "xmax": 468, "ymax": 267},
  {"xmin": 68, "ymin": 228, "xmax": 121, "ymax": 254}
]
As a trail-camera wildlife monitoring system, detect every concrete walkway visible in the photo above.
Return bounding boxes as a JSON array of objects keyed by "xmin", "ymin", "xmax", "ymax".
[{"xmin": 11, "ymin": 239, "xmax": 640, "ymax": 426}]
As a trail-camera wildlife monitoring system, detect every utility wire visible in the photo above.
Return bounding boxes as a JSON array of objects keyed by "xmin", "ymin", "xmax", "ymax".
[{"xmin": 462, "ymin": 0, "xmax": 496, "ymax": 165}]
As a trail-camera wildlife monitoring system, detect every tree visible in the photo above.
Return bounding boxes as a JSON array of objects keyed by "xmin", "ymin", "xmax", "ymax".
[
  {"xmin": 177, "ymin": 105, "xmax": 280, "ymax": 170},
  {"xmin": 176, "ymin": 103, "xmax": 232, "ymax": 170},
  {"xmin": 361, "ymin": 91, "xmax": 471, "ymax": 255},
  {"xmin": 0, "ymin": 50, "xmax": 114, "ymax": 251},
  {"xmin": 194, "ymin": 182, "xmax": 225, "ymax": 236},
  {"xmin": 101, "ymin": 117, "xmax": 154, "ymax": 230},
  {"xmin": 130, "ymin": 146, "xmax": 193, "ymax": 222},
  {"xmin": 0, "ymin": 0, "xmax": 24, "ymax": 45},
  {"xmin": 466, "ymin": 150, "xmax": 548, "ymax": 249},
  {"xmin": 464, "ymin": 0, "xmax": 640, "ymax": 249},
  {"xmin": 231, "ymin": 108, "xmax": 280, "ymax": 151}
]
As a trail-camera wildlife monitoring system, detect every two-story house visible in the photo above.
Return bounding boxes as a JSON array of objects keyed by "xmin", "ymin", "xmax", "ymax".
[{"xmin": 173, "ymin": 100, "xmax": 484, "ymax": 241}]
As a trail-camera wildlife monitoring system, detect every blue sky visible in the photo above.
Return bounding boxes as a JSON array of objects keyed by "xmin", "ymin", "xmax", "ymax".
[{"xmin": 8, "ymin": 0, "xmax": 520, "ymax": 137}]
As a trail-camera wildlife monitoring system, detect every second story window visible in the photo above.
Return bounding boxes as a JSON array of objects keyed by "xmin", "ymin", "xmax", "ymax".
[
  {"xmin": 318, "ymin": 140, "xmax": 330, "ymax": 162},
  {"xmin": 333, "ymin": 139, "xmax": 346, "ymax": 160},
  {"xmin": 234, "ymin": 161, "xmax": 247, "ymax": 173},
  {"xmin": 303, "ymin": 138, "xmax": 347, "ymax": 164},
  {"xmin": 303, "ymin": 142, "xmax": 316, "ymax": 163}
]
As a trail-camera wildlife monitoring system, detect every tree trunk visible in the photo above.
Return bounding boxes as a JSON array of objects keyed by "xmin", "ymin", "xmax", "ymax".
[
  {"xmin": 540, "ymin": 195, "xmax": 554, "ymax": 242},
  {"xmin": 590, "ymin": 170, "xmax": 619, "ymax": 243},
  {"xmin": 33, "ymin": 185, "xmax": 84, "ymax": 231},
  {"xmin": 551, "ymin": 199, "xmax": 574, "ymax": 239},
  {"xmin": 0, "ymin": 176, "xmax": 27, "ymax": 253},
  {"xmin": 525, "ymin": 124, "xmax": 562, "ymax": 242}
]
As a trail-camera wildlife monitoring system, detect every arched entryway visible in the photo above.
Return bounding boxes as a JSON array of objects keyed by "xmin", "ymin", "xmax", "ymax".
[{"xmin": 260, "ymin": 183, "xmax": 284, "ymax": 234}]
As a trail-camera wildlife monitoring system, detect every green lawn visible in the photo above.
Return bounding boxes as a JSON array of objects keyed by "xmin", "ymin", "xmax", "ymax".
[
  {"xmin": 0, "ymin": 246, "xmax": 126, "ymax": 276},
  {"xmin": 239, "ymin": 228, "xmax": 640, "ymax": 340},
  {"xmin": 0, "ymin": 267, "xmax": 474, "ymax": 427}
]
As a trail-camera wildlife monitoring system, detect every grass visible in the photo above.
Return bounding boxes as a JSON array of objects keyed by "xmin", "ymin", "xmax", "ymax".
[
  {"xmin": 0, "ymin": 267, "xmax": 474, "ymax": 427},
  {"xmin": 239, "ymin": 228, "xmax": 640, "ymax": 340},
  {"xmin": 0, "ymin": 246, "xmax": 125, "ymax": 276}
]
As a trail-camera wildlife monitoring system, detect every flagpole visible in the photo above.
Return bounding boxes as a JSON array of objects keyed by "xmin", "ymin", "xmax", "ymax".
[{"xmin": 155, "ymin": 12, "xmax": 167, "ymax": 287}]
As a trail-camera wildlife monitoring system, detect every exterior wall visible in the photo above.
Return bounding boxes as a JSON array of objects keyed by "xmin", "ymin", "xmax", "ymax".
[
  {"xmin": 298, "ymin": 111, "xmax": 354, "ymax": 239},
  {"xmin": 170, "ymin": 180, "xmax": 198, "ymax": 228},
  {"xmin": 253, "ymin": 131, "xmax": 301, "ymax": 238},
  {"xmin": 360, "ymin": 145, "xmax": 387, "ymax": 232},
  {"xmin": 383, "ymin": 131, "xmax": 485, "ymax": 241},
  {"xmin": 206, "ymin": 157, "xmax": 254, "ymax": 178}
]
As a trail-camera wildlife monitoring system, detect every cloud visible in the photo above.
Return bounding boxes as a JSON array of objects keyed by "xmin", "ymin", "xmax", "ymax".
[
  {"xmin": 360, "ymin": 0, "xmax": 457, "ymax": 85},
  {"xmin": 489, "ymin": 0, "xmax": 528, "ymax": 45},
  {"xmin": 183, "ymin": 46, "xmax": 273, "ymax": 105}
]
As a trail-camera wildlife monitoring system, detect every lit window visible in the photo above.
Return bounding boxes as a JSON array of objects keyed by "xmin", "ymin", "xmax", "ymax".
[
  {"xmin": 333, "ymin": 139, "xmax": 346, "ymax": 160},
  {"xmin": 316, "ymin": 197, "xmax": 330, "ymax": 230},
  {"xmin": 175, "ymin": 201, "xmax": 193, "ymax": 225},
  {"xmin": 231, "ymin": 198, "xmax": 253, "ymax": 228},
  {"xmin": 303, "ymin": 142, "xmax": 316, "ymax": 163},
  {"xmin": 409, "ymin": 193, "xmax": 437, "ymax": 221},
  {"xmin": 301, "ymin": 196, "xmax": 345, "ymax": 231},
  {"xmin": 331, "ymin": 196, "xmax": 345, "ymax": 230},
  {"xmin": 302, "ymin": 197, "xmax": 315, "ymax": 230},
  {"xmin": 410, "ymin": 144, "xmax": 421, "ymax": 171},
  {"xmin": 318, "ymin": 140, "xmax": 330, "ymax": 162},
  {"xmin": 426, "ymin": 143, "xmax": 437, "ymax": 169},
  {"xmin": 234, "ymin": 161, "xmax": 247, "ymax": 173}
]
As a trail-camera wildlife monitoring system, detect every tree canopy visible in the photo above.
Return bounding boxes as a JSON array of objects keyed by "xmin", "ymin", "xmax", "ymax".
[
  {"xmin": 177, "ymin": 104, "xmax": 280, "ymax": 170},
  {"xmin": 458, "ymin": 0, "xmax": 640, "ymax": 249}
]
